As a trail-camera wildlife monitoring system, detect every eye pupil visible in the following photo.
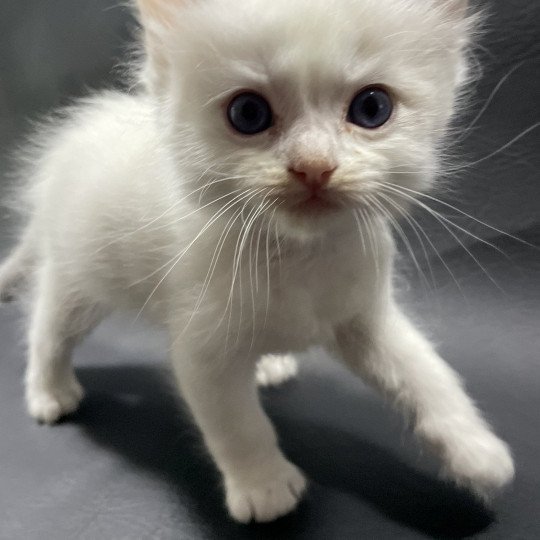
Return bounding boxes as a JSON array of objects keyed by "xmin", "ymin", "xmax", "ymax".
[
  {"xmin": 227, "ymin": 92, "xmax": 273, "ymax": 135},
  {"xmin": 363, "ymin": 95, "xmax": 380, "ymax": 119},
  {"xmin": 242, "ymin": 102, "xmax": 259, "ymax": 121},
  {"xmin": 348, "ymin": 87, "xmax": 393, "ymax": 129}
]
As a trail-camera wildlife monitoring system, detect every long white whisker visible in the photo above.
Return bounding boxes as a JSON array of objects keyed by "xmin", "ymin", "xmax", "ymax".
[
  {"xmin": 180, "ymin": 206, "xmax": 246, "ymax": 339},
  {"xmin": 263, "ymin": 207, "xmax": 274, "ymax": 328},
  {"xmin": 366, "ymin": 193, "xmax": 431, "ymax": 291},
  {"xmin": 93, "ymin": 176, "xmax": 244, "ymax": 254},
  {"xmin": 381, "ymin": 184, "xmax": 510, "ymax": 257},
  {"xmin": 380, "ymin": 185, "xmax": 504, "ymax": 292},
  {"xmin": 446, "ymin": 122, "xmax": 540, "ymax": 174},
  {"xmin": 378, "ymin": 193, "xmax": 435, "ymax": 281},
  {"xmin": 243, "ymin": 194, "xmax": 276, "ymax": 347},
  {"xmin": 273, "ymin": 210, "xmax": 283, "ymax": 282},
  {"xmin": 134, "ymin": 189, "xmax": 258, "ymax": 320},
  {"xmin": 358, "ymin": 207, "xmax": 380, "ymax": 279},
  {"xmin": 248, "ymin": 197, "xmax": 278, "ymax": 351},
  {"xmin": 131, "ymin": 189, "xmax": 255, "ymax": 288},
  {"xmin": 352, "ymin": 210, "xmax": 367, "ymax": 256},
  {"xmin": 377, "ymin": 191, "xmax": 458, "ymax": 294},
  {"xmin": 231, "ymin": 196, "xmax": 263, "ymax": 342},
  {"xmin": 454, "ymin": 61, "xmax": 526, "ymax": 145},
  {"xmin": 216, "ymin": 189, "xmax": 272, "ymax": 344},
  {"xmin": 386, "ymin": 183, "xmax": 536, "ymax": 249},
  {"xmin": 254, "ymin": 214, "xmax": 265, "ymax": 294}
]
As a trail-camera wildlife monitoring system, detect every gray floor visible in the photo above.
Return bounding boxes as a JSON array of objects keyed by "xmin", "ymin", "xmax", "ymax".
[
  {"xmin": 1, "ymin": 1, "xmax": 539, "ymax": 539},
  {"xmin": 0, "ymin": 230, "xmax": 538, "ymax": 539}
]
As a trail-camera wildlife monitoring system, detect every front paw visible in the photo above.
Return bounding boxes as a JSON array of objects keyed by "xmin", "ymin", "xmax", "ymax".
[
  {"xmin": 224, "ymin": 458, "xmax": 307, "ymax": 523},
  {"xmin": 440, "ymin": 427, "xmax": 515, "ymax": 502},
  {"xmin": 26, "ymin": 375, "xmax": 85, "ymax": 424}
]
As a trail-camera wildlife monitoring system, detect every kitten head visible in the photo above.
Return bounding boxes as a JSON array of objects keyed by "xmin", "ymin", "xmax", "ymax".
[{"xmin": 137, "ymin": 0, "xmax": 475, "ymax": 241}]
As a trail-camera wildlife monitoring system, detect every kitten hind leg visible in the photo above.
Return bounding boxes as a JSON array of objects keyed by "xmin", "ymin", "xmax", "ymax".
[
  {"xmin": 25, "ymin": 264, "xmax": 105, "ymax": 424},
  {"xmin": 256, "ymin": 353, "xmax": 298, "ymax": 387}
]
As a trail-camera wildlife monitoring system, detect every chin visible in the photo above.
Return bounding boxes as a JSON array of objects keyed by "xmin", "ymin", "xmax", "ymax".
[{"xmin": 275, "ymin": 204, "xmax": 349, "ymax": 243}]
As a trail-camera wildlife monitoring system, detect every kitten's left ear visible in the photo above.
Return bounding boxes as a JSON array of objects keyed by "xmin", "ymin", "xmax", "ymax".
[{"xmin": 136, "ymin": 0, "xmax": 185, "ymax": 94}]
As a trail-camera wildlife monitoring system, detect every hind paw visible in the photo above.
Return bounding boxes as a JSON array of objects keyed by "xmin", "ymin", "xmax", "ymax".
[{"xmin": 256, "ymin": 354, "xmax": 298, "ymax": 387}]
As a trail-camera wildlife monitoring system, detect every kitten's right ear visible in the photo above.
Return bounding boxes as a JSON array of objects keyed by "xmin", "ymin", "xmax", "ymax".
[{"xmin": 136, "ymin": 0, "xmax": 185, "ymax": 94}]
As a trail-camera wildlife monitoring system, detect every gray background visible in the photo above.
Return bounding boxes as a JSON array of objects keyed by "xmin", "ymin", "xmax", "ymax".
[{"xmin": 0, "ymin": 1, "xmax": 539, "ymax": 539}]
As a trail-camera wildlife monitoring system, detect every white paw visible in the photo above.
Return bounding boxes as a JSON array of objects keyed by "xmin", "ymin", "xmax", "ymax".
[
  {"xmin": 225, "ymin": 458, "xmax": 307, "ymax": 523},
  {"xmin": 439, "ymin": 426, "xmax": 515, "ymax": 502},
  {"xmin": 26, "ymin": 376, "xmax": 85, "ymax": 424},
  {"xmin": 256, "ymin": 354, "xmax": 298, "ymax": 387}
]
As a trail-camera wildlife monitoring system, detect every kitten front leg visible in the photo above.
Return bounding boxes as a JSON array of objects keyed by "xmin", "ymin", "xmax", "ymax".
[
  {"xmin": 334, "ymin": 307, "xmax": 515, "ymax": 502},
  {"xmin": 171, "ymin": 342, "xmax": 306, "ymax": 523}
]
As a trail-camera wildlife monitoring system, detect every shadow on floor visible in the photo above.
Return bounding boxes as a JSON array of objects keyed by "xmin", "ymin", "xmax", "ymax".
[{"xmin": 72, "ymin": 364, "xmax": 494, "ymax": 539}]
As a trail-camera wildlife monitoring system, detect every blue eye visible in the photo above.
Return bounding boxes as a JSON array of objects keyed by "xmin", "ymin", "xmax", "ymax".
[
  {"xmin": 227, "ymin": 92, "xmax": 273, "ymax": 135},
  {"xmin": 348, "ymin": 87, "xmax": 393, "ymax": 129}
]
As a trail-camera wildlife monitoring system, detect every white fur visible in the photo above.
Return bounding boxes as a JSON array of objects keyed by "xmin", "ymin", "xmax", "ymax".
[{"xmin": 1, "ymin": 0, "xmax": 513, "ymax": 524}]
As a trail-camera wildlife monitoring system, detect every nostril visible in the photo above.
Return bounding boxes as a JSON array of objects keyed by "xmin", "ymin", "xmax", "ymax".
[
  {"xmin": 289, "ymin": 165, "xmax": 336, "ymax": 187},
  {"xmin": 288, "ymin": 168, "xmax": 308, "ymax": 183},
  {"xmin": 320, "ymin": 168, "xmax": 336, "ymax": 185}
]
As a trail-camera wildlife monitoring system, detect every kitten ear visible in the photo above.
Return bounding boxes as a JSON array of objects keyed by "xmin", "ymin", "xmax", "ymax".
[
  {"xmin": 438, "ymin": 0, "xmax": 474, "ymax": 88},
  {"xmin": 136, "ymin": 0, "xmax": 185, "ymax": 94}
]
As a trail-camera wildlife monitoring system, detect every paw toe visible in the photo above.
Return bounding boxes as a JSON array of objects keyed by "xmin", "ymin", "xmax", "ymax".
[{"xmin": 226, "ymin": 462, "xmax": 307, "ymax": 523}]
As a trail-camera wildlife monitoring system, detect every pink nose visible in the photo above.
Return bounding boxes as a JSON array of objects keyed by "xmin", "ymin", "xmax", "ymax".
[{"xmin": 289, "ymin": 161, "xmax": 337, "ymax": 189}]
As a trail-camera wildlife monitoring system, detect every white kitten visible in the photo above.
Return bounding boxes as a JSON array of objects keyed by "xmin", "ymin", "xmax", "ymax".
[{"xmin": 0, "ymin": 0, "xmax": 514, "ymax": 523}]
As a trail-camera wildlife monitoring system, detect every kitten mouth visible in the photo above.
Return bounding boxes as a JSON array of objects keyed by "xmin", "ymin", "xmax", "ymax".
[{"xmin": 289, "ymin": 192, "xmax": 340, "ymax": 214}]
